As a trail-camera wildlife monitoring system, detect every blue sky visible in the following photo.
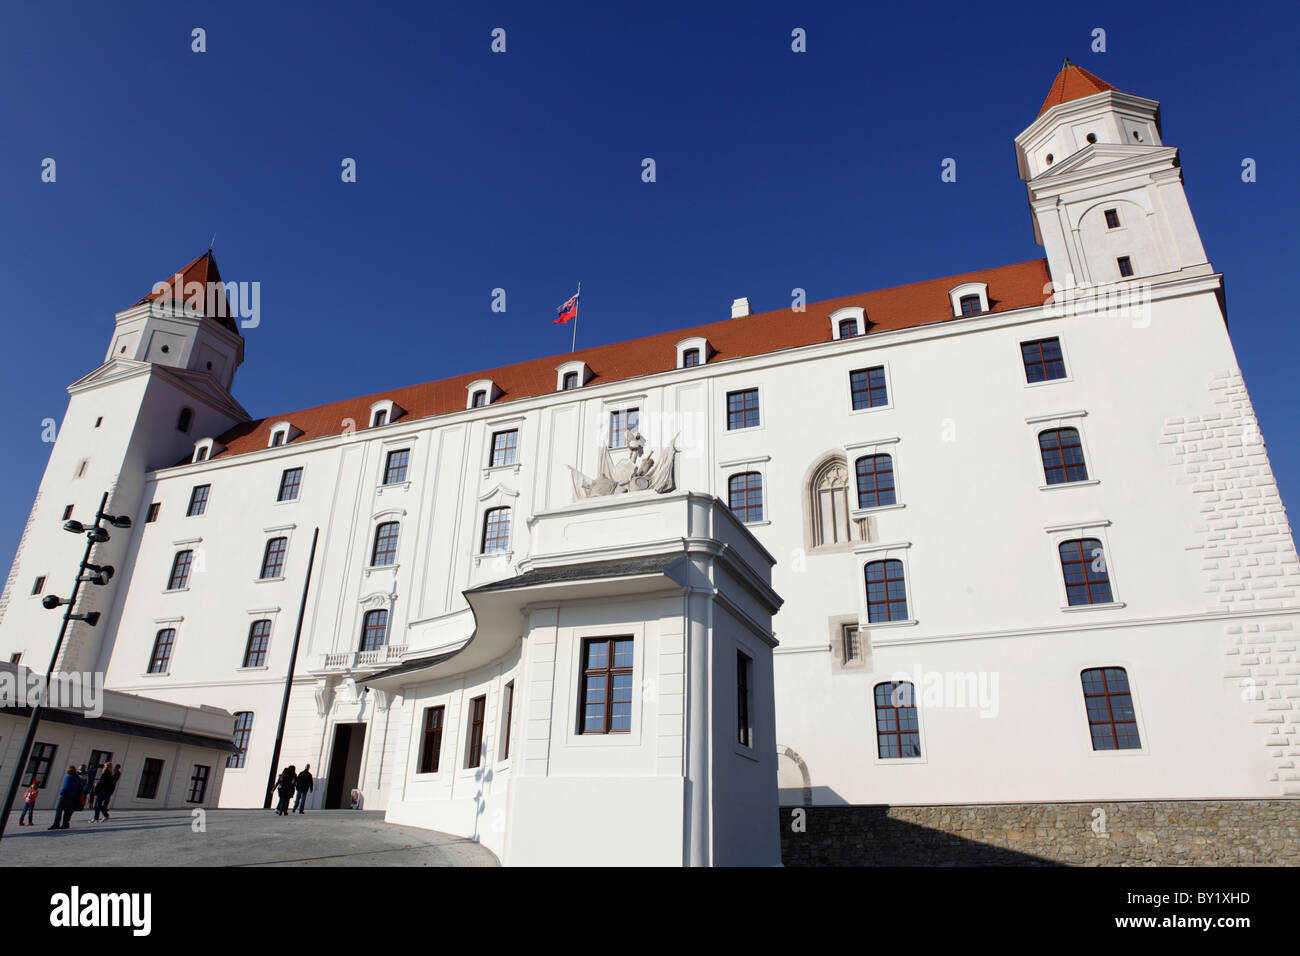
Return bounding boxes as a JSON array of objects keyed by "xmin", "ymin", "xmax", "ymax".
[{"xmin": 1, "ymin": 1, "xmax": 1296, "ymax": 571}]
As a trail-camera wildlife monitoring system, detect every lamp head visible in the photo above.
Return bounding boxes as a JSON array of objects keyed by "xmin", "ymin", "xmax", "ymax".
[
  {"xmin": 41, "ymin": 594, "xmax": 62, "ymax": 610},
  {"xmin": 63, "ymin": 520, "xmax": 85, "ymax": 534}
]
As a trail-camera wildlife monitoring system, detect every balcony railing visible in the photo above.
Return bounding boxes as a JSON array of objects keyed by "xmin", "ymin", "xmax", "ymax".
[{"xmin": 320, "ymin": 644, "xmax": 408, "ymax": 671}]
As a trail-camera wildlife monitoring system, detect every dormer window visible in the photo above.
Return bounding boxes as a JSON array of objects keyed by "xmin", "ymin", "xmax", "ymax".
[
  {"xmin": 191, "ymin": 438, "xmax": 221, "ymax": 463},
  {"xmin": 177, "ymin": 407, "xmax": 193, "ymax": 434},
  {"xmin": 948, "ymin": 282, "xmax": 989, "ymax": 318},
  {"xmin": 675, "ymin": 337, "xmax": 710, "ymax": 369},
  {"xmin": 465, "ymin": 379, "xmax": 502, "ymax": 409},
  {"xmin": 829, "ymin": 307, "xmax": 867, "ymax": 341},
  {"xmin": 267, "ymin": 421, "xmax": 301, "ymax": 448},
  {"xmin": 556, "ymin": 361, "xmax": 589, "ymax": 392},
  {"xmin": 368, "ymin": 399, "xmax": 404, "ymax": 429}
]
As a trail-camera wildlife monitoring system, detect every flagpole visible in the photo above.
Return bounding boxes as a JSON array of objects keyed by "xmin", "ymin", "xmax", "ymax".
[{"xmin": 571, "ymin": 280, "xmax": 581, "ymax": 352}]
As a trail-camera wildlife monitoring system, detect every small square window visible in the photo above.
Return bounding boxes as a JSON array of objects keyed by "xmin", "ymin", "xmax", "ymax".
[
  {"xmin": 1104, "ymin": 209, "xmax": 1120, "ymax": 229},
  {"xmin": 726, "ymin": 389, "xmax": 760, "ymax": 430},
  {"xmin": 1117, "ymin": 256, "xmax": 1134, "ymax": 278},
  {"xmin": 1021, "ymin": 338, "xmax": 1067, "ymax": 383}
]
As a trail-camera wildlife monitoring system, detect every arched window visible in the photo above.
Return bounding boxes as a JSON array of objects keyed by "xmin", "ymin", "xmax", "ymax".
[
  {"xmin": 360, "ymin": 609, "xmax": 389, "ymax": 652},
  {"xmin": 682, "ymin": 348, "xmax": 701, "ymax": 367},
  {"xmin": 873, "ymin": 682, "xmax": 920, "ymax": 758},
  {"xmin": 260, "ymin": 537, "xmax": 288, "ymax": 579},
  {"xmin": 148, "ymin": 628, "xmax": 176, "ymax": 674},
  {"xmin": 1039, "ymin": 428, "xmax": 1088, "ymax": 484},
  {"xmin": 471, "ymin": 390, "xmax": 488, "ymax": 408},
  {"xmin": 728, "ymin": 473, "xmax": 763, "ymax": 524},
  {"xmin": 167, "ymin": 550, "xmax": 193, "ymax": 590},
  {"xmin": 562, "ymin": 371, "xmax": 579, "ymax": 390},
  {"xmin": 1059, "ymin": 539, "xmax": 1111, "ymax": 605},
  {"xmin": 371, "ymin": 522, "xmax": 400, "ymax": 566},
  {"xmin": 959, "ymin": 294, "xmax": 982, "ymax": 316},
  {"xmin": 864, "ymin": 559, "xmax": 908, "ymax": 622},
  {"xmin": 482, "ymin": 507, "xmax": 511, "ymax": 553},
  {"xmin": 838, "ymin": 318, "xmax": 859, "ymax": 338},
  {"xmin": 1081, "ymin": 667, "xmax": 1140, "ymax": 750},
  {"xmin": 176, "ymin": 407, "xmax": 193, "ymax": 433},
  {"xmin": 810, "ymin": 459, "xmax": 851, "ymax": 545},
  {"xmin": 855, "ymin": 454, "xmax": 896, "ymax": 509},
  {"xmin": 243, "ymin": 620, "xmax": 271, "ymax": 668},
  {"xmin": 371, "ymin": 409, "xmax": 388, "ymax": 427}
]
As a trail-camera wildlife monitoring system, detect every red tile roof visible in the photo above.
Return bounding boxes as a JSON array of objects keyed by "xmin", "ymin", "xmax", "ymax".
[
  {"xmin": 1038, "ymin": 61, "xmax": 1119, "ymax": 117},
  {"xmin": 134, "ymin": 251, "xmax": 241, "ymax": 335},
  {"xmin": 207, "ymin": 259, "xmax": 1051, "ymax": 460}
]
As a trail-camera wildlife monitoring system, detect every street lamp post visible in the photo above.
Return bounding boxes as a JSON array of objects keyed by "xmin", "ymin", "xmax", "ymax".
[{"xmin": 0, "ymin": 491, "xmax": 130, "ymax": 845}]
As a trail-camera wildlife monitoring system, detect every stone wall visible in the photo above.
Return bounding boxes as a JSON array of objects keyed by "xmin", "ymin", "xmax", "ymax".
[{"xmin": 779, "ymin": 800, "xmax": 1299, "ymax": 866}]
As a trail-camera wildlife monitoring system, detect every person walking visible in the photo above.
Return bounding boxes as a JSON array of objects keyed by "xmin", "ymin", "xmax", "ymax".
[
  {"xmin": 48, "ymin": 766, "xmax": 84, "ymax": 830},
  {"xmin": 293, "ymin": 764, "xmax": 313, "ymax": 814},
  {"xmin": 274, "ymin": 765, "xmax": 297, "ymax": 816},
  {"xmin": 92, "ymin": 762, "xmax": 120, "ymax": 822},
  {"xmin": 18, "ymin": 780, "xmax": 39, "ymax": 826}
]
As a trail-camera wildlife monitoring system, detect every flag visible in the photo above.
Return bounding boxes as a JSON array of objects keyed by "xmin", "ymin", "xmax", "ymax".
[{"xmin": 554, "ymin": 291, "xmax": 579, "ymax": 324}]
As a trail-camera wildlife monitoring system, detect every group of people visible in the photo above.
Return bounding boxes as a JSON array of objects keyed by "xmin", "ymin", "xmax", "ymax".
[
  {"xmin": 273, "ymin": 764, "xmax": 313, "ymax": 815},
  {"xmin": 17, "ymin": 760, "xmax": 121, "ymax": 830}
]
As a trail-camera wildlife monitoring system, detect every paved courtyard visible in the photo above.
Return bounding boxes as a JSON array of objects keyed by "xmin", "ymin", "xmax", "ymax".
[{"xmin": 0, "ymin": 809, "xmax": 499, "ymax": 867}]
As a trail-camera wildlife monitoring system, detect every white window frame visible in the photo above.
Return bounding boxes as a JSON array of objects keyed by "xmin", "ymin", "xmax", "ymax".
[
  {"xmin": 853, "ymin": 540, "xmax": 917, "ymax": 630},
  {"xmin": 256, "ymin": 524, "xmax": 296, "ymax": 584},
  {"xmin": 1070, "ymin": 659, "xmax": 1151, "ymax": 758},
  {"xmin": 948, "ymin": 282, "xmax": 989, "ymax": 317},
  {"xmin": 870, "ymin": 672, "xmax": 929, "ymax": 766},
  {"xmin": 564, "ymin": 626, "xmax": 646, "ymax": 748},
  {"xmin": 556, "ymin": 360, "xmax": 589, "ymax": 392},
  {"xmin": 192, "ymin": 438, "xmax": 222, "ymax": 463},
  {"xmin": 238, "ymin": 607, "xmax": 281, "ymax": 672},
  {"xmin": 368, "ymin": 399, "xmax": 404, "ymax": 428},
  {"xmin": 366, "ymin": 510, "xmax": 405, "ymax": 573},
  {"xmin": 143, "ymin": 616, "xmax": 184, "ymax": 678},
  {"xmin": 829, "ymin": 306, "xmax": 866, "ymax": 340},
  {"xmin": 722, "ymin": 384, "xmax": 765, "ymax": 433},
  {"xmin": 1044, "ymin": 519, "xmax": 1124, "ymax": 611},
  {"xmin": 846, "ymin": 361, "xmax": 895, "ymax": 416},
  {"xmin": 466, "ymin": 379, "xmax": 501, "ymax": 409},
  {"xmin": 719, "ymin": 455, "xmax": 771, "ymax": 527},
  {"xmin": 268, "ymin": 421, "xmax": 301, "ymax": 448},
  {"xmin": 844, "ymin": 437, "xmax": 904, "ymax": 516},
  {"xmin": 675, "ymin": 336, "xmax": 710, "ymax": 368},
  {"xmin": 1025, "ymin": 410, "xmax": 1100, "ymax": 490},
  {"xmin": 1019, "ymin": 332, "xmax": 1074, "ymax": 388}
]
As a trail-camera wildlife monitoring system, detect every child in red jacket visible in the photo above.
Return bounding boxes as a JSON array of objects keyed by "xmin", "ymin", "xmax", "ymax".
[{"xmin": 18, "ymin": 780, "xmax": 39, "ymax": 826}]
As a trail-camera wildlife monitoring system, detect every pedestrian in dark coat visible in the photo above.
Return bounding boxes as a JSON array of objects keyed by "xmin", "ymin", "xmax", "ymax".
[
  {"xmin": 48, "ymin": 766, "xmax": 83, "ymax": 830},
  {"xmin": 274, "ymin": 766, "xmax": 297, "ymax": 815},
  {"xmin": 293, "ymin": 764, "xmax": 313, "ymax": 814},
  {"xmin": 92, "ymin": 763, "xmax": 120, "ymax": 822}
]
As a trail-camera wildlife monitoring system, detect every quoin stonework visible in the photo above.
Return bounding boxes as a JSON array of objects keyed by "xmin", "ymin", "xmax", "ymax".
[{"xmin": 1, "ymin": 62, "xmax": 1297, "ymax": 864}]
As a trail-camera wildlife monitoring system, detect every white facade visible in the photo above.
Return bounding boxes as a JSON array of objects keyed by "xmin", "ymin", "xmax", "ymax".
[{"xmin": 1, "ymin": 67, "xmax": 1298, "ymax": 862}]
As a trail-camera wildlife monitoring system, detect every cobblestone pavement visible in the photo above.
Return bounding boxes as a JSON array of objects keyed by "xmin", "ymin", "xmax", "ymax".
[{"xmin": 0, "ymin": 809, "xmax": 499, "ymax": 867}]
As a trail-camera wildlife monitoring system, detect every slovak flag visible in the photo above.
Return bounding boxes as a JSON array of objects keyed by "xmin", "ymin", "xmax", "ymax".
[{"xmin": 554, "ymin": 291, "xmax": 579, "ymax": 324}]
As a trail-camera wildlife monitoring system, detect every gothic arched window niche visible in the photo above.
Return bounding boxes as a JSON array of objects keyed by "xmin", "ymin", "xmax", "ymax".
[{"xmin": 806, "ymin": 455, "xmax": 866, "ymax": 550}]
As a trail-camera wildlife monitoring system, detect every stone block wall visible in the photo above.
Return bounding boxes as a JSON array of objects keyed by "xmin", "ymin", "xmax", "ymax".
[{"xmin": 779, "ymin": 799, "xmax": 1299, "ymax": 866}]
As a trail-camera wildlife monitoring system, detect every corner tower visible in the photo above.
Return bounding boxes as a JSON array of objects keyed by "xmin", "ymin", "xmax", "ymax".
[{"xmin": 1015, "ymin": 60, "xmax": 1212, "ymax": 289}]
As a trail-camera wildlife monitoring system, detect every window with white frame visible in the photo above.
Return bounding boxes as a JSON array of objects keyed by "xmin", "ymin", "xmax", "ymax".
[{"xmin": 609, "ymin": 408, "xmax": 639, "ymax": 447}]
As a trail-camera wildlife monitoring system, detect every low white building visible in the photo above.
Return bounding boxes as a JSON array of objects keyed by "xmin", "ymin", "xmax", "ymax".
[{"xmin": 0, "ymin": 61, "xmax": 1297, "ymax": 861}]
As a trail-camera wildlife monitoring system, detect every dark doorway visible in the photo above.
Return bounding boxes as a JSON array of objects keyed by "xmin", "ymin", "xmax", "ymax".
[{"xmin": 324, "ymin": 723, "xmax": 366, "ymax": 809}]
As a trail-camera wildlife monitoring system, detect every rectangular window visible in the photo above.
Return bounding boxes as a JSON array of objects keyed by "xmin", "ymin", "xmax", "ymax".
[
  {"xmin": 166, "ymin": 550, "xmax": 193, "ymax": 590},
  {"xmin": 194, "ymin": 446, "xmax": 209, "ymax": 462},
  {"xmin": 243, "ymin": 620, "xmax": 271, "ymax": 667},
  {"xmin": 849, "ymin": 366, "xmax": 888, "ymax": 410},
  {"xmin": 466, "ymin": 695, "xmax": 486, "ymax": 769},
  {"xmin": 1082, "ymin": 667, "xmax": 1141, "ymax": 750},
  {"xmin": 137, "ymin": 758, "xmax": 164, "ymax": 799},
  {"xmin": 31, "ymin": 576, "xmax": 45, "ymax": 596},
  {"xmin": 418, "ymin": 706, "xmax": 445, "ymax": 773},
  {"xmin": 579, "ymin": 637, "xmax": 634, "ymax": 734},
  {"xmin": 228, "ymin": 712, "xmax": 253, "ymax": 769},
  {"xmin": 260, "ymin": 537, "xmax": 287, "ymax": 579},
  {"xmin": 726, "ymin": 389, "xmax": 760, "ymax": 430},
  {"xmin": 1117, "ymin": 256, "xmax": 1134, "ymax": 277},
  {"xmin": 562, "ymin": 371, "xmax": 579, "ymax": 390},
  {"xmin": 959, "ymin": 294, "xmax": 982, "ymax": 316},
  {"xmin": 489, "ymin": 430, "xmax": 519, "ymax": 467},
  {"xmin": 609, "ymin": 408, "xmax": 639, "ymax": 447},
  {"xmin": 727, "ymin": 473, "xmax": 764, "ymax": 524},
  {"xmin": 146, "ymin": 502, "xmax": 161, "ymax": 523},
  {"xmin": 25, "ymin": 743, "xmax": 57, "ymax": 786},
  {"xmin": 88, "ymin": 750, "xmax": 113, "ymax": 776},
  {"xmin": 186, "ymin": 484, "xmax": 210, "ymax": 517},
  {"xmin": 148, "ymin": 628, "xmax": 176, "ymax": 674},
  {"xmin": 1020, "ymin": 337, "xmax": 1067, "ymax": 383},
  {"xmin": 1104, "ymin": 208, "xmax": 1120, "ymax": 229},
  {"xmin": 372, "ymin": 409, "xmax": 388, "ymax": 427},
  {"xmin": 187, "ymin": 765, "xmax": 210, "ymax": 803},
  {"xmin": 682, "ymin": 348, "xmax": 701, "ymax": 367},
  {"xmin": 1059, "ymin": 539, "xmax": 1113, "ymax": 606},
  {"xmin": 277, "ymin": 467, "xmax": 303, "ymax": 502},
  {"xmin": 875, "ymin": 682, "xmax": 921, "ymax": 758},
  {"xmin": 62, "ymin": 504, "xmax": 74, "ymax": 520},
  {"xmin": 501, "ymin": 681, "xmax": 514, "ymax": 760},
  {"xmin": 383, "ymin": 449, "xmax": 410, "ymax": 485},
  {"xmin": 482, "ymin": 507, "xmax": 511, "ymax": 553},
  {"xmin": 737, "ymin": 652, "xmax": 753, "ymax": 748},
  {"xmin": 842, "ymin": 624, "xmax": 861, "ymax": 662}
]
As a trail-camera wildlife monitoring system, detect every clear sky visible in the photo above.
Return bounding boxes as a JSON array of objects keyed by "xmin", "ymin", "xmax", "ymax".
[{"xmin": 1, "ymin": 1, "xmax": 1296, "ymax": 573}]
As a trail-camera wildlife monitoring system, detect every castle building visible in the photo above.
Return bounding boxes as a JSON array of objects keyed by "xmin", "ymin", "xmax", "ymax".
[{"xmin": 1, "ymin": 63, "xmax": 1297, "ymax": 863}]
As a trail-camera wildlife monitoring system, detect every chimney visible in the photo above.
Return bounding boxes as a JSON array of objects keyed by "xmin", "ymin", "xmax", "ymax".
[{"xmin": 731, "ymin": 297, "xmax": 751, "ymax": 318}]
